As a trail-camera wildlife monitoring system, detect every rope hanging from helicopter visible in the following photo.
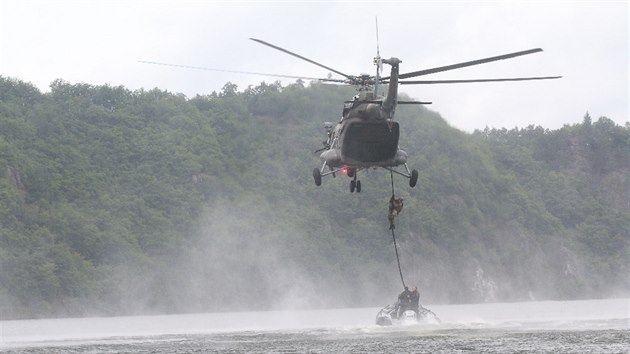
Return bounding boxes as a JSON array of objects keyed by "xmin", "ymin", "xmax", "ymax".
[{"xmin": 389, "ymin": 170, "xmax": 406, "ymax": 289}]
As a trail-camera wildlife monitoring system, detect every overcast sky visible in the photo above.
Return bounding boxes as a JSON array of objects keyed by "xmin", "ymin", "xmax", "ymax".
[{"xmin": 1, "ymin": 1, "xmax": 627, "ymax": 132}]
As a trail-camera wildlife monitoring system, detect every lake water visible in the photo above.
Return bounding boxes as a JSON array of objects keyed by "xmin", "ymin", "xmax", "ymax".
[{"xmin": 1, "ymin": 298, "xmax": 628, "ymax": 353}]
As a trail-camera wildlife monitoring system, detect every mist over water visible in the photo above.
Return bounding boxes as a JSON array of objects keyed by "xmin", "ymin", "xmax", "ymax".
[
  {"xmin": 149, "ymin": 197, "xmax": 429, "ymax": 315},
  {"xmin": 2, "ymin": 299, "xmax": 628, "ymax": 353},
  {"xmin": 192, "ymin": 201, "xmax": 335, "ymax": 310},
  {"xmin": 103, "ymin": 193, "xmax": 629, "ymax": 317},
  {"xmin": 163, "ymin": 198, "xmax": 372, "ymax": 313}
]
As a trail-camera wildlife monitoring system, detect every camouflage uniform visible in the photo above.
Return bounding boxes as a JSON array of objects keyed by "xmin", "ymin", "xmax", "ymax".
[{"xmin": 388, "ymin": 196, "xmax": 404, "ymax": 229}]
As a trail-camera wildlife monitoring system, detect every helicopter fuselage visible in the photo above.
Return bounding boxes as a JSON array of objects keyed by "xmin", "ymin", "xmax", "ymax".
[
  {"xmin": 312, "ymin": 58, "xmax": 419, "ymax": 192},
  {"xmin": 320, "ymin": 98, "xmax": 408, "ymax": 169}
]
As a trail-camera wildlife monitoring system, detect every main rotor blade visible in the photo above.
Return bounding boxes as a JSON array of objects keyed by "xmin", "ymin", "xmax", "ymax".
[
  {"xmin": 382, "ymin": 48, "xmax": 545, "ymax": 80},
  {"xmin": 397, "ymin": 100, "xmax": 433, "ymax": 104},
  {"xmin": 138, "ymin": 60, "xmax": 347, "ymax": 83},
  {"xmin": 397, "ymin": 76, "xmax": 562, "ymax": 84},
  {"xmin": 249, "ymin": 38, "xmax": 355, "ymax": 82}
]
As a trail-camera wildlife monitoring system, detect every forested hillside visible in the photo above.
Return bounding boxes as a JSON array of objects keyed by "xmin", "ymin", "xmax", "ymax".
[{"xmin": 1, "ymin": 76, "xmax": 628, "ymax": 319}]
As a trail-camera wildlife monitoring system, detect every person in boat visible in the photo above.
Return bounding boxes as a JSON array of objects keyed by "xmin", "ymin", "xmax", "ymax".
[
  {"xmin": 410, "ymin": 286, "xmax": 420, "ymax": 313},
  {"xmin": 396, "ymin": 286, "xmax": 413, "ymax": 318},
  {"xmin": 388, "ymin": 196, "xmax": 404, "ymax": 230}
]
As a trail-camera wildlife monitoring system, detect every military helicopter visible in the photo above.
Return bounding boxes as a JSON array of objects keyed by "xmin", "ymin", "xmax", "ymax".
[{"xmin": 141, "ymin": 35, "xmax": 560, "ymax": 193}]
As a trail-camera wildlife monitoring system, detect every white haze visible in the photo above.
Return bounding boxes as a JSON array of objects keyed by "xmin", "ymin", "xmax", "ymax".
[
  {"xmin": 111, "ymin": 194, "xmax": 629, "ymax": 315},
  {"xmin": 125, "ymin": 193, "xmax": 433, "ymax": 315},
  {"xmin": 2, "ymin": 298, "xmax": 627, "ymax": 346},
  {"xmin": 173, "ymin": 198, "xmax": 386, "ymax": 312}
]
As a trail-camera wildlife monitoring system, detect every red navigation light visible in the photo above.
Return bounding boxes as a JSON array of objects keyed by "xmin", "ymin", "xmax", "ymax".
[{"xmin": 341, "ymin": 166, "xmax": 348, "ymax": 175}]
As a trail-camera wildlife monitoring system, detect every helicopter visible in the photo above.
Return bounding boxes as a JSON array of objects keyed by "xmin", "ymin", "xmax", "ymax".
[
  {"xmin": 140, "ymin": 35, "xmax": 560, "ymax": 193},
  {"xmin": 245, "ymin": 38, "xmax": 560, "ymax": 193}
]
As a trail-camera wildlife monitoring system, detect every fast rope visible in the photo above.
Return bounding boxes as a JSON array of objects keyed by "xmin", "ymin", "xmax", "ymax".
[{"xmin": 390, "ymin": 170, "xmax": 406, "ymax": 289}]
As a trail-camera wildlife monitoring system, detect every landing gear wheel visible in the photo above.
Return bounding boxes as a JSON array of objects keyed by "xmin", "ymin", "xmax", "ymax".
[
  {"xmin": 356, "ymin": 180, "xmax": 362, "ymax": 193},
  {"xmin": 350, "ymin": 180, "xmax": 356, "ymax": 193},
  {"xmin": 313, "ymin": 168, "xmax": 322, "ymax": 186},
  {"xmin": 409, "ymin": 169, "xmax": 418, "ymax": 188}
]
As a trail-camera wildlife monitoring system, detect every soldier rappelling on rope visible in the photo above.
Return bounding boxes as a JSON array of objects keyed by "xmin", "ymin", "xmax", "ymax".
[
  {"xmin": 375, "ymin": 173, "xmax": 442, "ymax": 326},
  {"xmin": 388, "ymin": 195, "xmax": 404, "ymax": 230}
]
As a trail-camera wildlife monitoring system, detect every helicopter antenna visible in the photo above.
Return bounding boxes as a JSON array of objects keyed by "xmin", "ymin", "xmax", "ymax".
[
  {"xmin": 375, "ymin": 17, "xmax": 381, "ymax": 58},
  {"xmin": 374, "ymin": 17, "xmax": 383, "ymax": 96}
]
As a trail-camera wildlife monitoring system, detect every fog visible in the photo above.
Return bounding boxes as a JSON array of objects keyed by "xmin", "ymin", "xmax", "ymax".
[
  {"xmin": 116, "ymin": 197, "xmax": 404, "ymax": 315},
  {"xmin": 102, "ymin": 191, "xmax": 628, "ymax": 317},
  {"xmin": 3, "ymin": 299, "xmax": 627, "ymax": 350}
]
